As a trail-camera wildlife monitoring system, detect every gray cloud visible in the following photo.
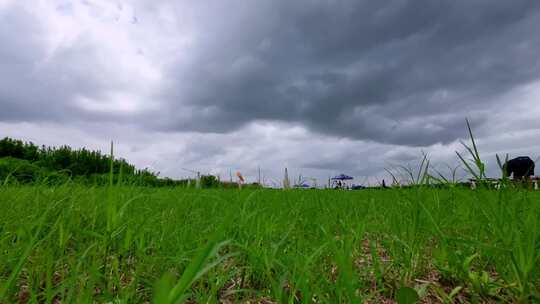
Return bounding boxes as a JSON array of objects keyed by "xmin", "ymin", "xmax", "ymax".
[
  {"xmin": 1, "ymin": 0, "xmax": 540, "ymax": 183},
  {"xmin": 156, "ymin": 0, "xmax": 540, "ymax": 146},
  {"xmin": 3, "ymin": 1, "xmax": 540, "ymax": 146}
]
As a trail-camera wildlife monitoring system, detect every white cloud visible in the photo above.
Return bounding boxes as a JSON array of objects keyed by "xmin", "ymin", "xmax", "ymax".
[{"xmin": 1, "ymin": 1, "xmax": 540, "ymax": 186}]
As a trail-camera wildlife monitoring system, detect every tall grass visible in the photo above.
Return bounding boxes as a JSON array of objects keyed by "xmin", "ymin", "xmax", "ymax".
[
  {"xmin": 0, "ymin": 184, "xmax": 539, "ymax": 302},
  {"xmin": 456, "ymin": 118, "xmax": 486, "ymax": 182}
]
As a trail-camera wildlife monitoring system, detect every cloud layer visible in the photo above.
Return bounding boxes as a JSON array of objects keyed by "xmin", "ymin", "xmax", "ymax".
[{"xmin": 1, "ymin": 0, "xmax": 540, "ymax": 183}]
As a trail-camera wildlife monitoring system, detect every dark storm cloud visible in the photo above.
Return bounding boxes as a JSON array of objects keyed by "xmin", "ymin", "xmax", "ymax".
[
  {"xmin": 160, "ymin": 0, "xmax": 540, "ymax": 146},
  {"xmin": 2, "ymin": 1, "xmax": 540, "ymax": 148}
]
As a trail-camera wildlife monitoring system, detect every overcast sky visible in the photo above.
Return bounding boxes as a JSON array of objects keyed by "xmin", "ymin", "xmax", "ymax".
[{"xmin": 1, "ymin": 0, "xmax": 540, "ymax": 186}]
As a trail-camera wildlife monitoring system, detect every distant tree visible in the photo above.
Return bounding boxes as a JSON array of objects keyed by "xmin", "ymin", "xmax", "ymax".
[{"xmin": 200, "ymin": 175, "xmax": 220, "ymax": 188}]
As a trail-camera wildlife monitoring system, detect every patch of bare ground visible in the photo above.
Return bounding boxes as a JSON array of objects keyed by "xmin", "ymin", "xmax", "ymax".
[
  {"xmin": 354, "ymin": 237, "xmax": 394, "ymax": 292},
  {"xmin": 219, "ymin": 296, "xmax": 277, "ymax": 304},
  {"xmin": 14, "ymin": 254, "xmax": 143, "ymax": 303},
  {"xmin": 413, "ymin": 263, "xmax": 504, "ymax": 303},
  {"xmin": 212, "ymin": 256, "xmax": 280, "ymax": 304},
  {"xmin": 16, "ymin": 267, "xmax": 65, "ymax": 304},
  {"xmin": 351, "ymin": 237, "xmax": 507, "ymax": 303}
]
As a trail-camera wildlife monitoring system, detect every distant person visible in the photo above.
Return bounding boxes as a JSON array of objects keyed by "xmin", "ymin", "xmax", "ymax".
[
  {"xmin": 382, "ymin": 179, "xmax": 387, "ymax": 188},
  {"xmin": 505, "ymin": 156, "xmax": 535, "ymax": 179}
]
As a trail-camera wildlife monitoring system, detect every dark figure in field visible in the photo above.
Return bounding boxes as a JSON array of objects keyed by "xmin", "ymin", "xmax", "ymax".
[{"xmin": 505, "ymin": 156, "xmax": 535, "ymax": 179}]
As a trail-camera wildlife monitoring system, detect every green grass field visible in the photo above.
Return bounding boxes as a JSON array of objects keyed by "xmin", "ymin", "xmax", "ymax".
[{"xmin": 1, "ymin": 185, "xmax": 539, "ymax": 303}]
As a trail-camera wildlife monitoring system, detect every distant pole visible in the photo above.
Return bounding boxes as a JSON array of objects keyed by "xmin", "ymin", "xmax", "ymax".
[
  {"xmin": 196, "ymin": 171, "xmax": 201, "ymax": 189},
  {"xmin": 109, "ymin": 141, "xmax": 114, "ymax": 188},
  {"xmin": 283, "ymin": 168, "xmax": 290, "ymax": 189},
  {"xmin": 258, "ymin": 167, "xmax": 261, "ymax": 185}
]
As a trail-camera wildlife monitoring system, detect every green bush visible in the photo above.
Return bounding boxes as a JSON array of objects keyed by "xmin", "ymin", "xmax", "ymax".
[{"xmin": 0, "ymin": 157, "xmax": 42, "ymax": 183}]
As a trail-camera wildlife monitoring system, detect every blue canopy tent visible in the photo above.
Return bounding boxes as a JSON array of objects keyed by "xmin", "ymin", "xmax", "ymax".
[
  {"xmin": 294, "ymin": 183, "xmax": 311, "ymax": 189},
  {"xmin": 331, "ymin": 174, "xmax": 353, "ymax": 189},
  {"xmin": 331, "ymin": 174, "xmax": 353, "ymax": 181}
]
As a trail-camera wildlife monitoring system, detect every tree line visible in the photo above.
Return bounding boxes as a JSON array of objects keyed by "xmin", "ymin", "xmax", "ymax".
[
  {"xmin": 0, "ymin": 137, "xmax": 262, "ymax": 188},
  {"xmin": 0, "ymin": 137, "xmax": 137, "ymax": 175},
  {"xmin": 0, "ymin": 137, "xmax": 174, "ymax": 186}
]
